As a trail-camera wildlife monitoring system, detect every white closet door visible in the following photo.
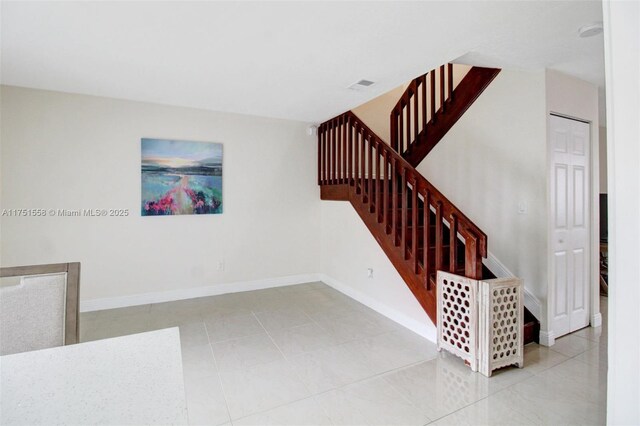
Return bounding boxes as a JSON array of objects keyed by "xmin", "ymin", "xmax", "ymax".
[{"xmin": 550, "ymin": 114, "xmax": 591, "ymax": 337}]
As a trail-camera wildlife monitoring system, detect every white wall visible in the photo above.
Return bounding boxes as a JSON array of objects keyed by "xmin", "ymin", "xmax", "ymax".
[
  {"xmin": 0, "ymin": 86, "xmax": 322, "ymax": 307},
  {"xmin": 320, "ymin": 201, "xmax": 435, "ymax": 340},
  {"xmin": 545, "ymin": 69, "xmax": 601, "ymax": 336},
  {"xmin": 416, "ymin": 69, "xmax": 549, "ymax": 326},
  {"xmin": 602, "ymin": 0, "xmax": 640, "ymax": 423}
]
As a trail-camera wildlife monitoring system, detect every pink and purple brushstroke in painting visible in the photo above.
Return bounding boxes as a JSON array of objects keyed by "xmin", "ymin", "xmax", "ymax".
[{"xmin": 141, "ymin": 138, "xmax": 222, "ymax": 216}]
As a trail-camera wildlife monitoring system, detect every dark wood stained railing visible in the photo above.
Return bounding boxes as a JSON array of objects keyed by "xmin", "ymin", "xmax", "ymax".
[
  {"xmin": 391, "ymin": 64, "xmax": 454, "ymax": 155},
  {"xmin": 319, "ymin": 111, "xmax": 486, "ymax": 305},
  {"xmin": 391, "ymin": 65, "xmax": 501, "ymax": 166}
]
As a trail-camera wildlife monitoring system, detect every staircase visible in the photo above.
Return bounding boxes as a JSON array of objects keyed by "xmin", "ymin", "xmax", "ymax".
[
  {"xmin": 318, "ymin": 62, "xmax": 540, "ymax": 344},
  {"xmin": 318, "ymin": 111, "xmax": 486, "ymax": 323},
  {"xmin": 390, "ymin": 64, "xmax": 501, "ymax": 166}
]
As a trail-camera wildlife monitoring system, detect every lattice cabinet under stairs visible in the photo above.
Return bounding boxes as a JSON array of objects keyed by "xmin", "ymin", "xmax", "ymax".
[{"xmin": 437, "ymin": 271, "xmax": 524, "ymax": 377}]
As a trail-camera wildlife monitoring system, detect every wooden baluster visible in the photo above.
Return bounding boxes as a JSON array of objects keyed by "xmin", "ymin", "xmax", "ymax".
[
  {"xmin": 440, "ymin": 65, "xmax": 445, "ymax": 112},
  {"xmin": 449, "ymin": 214, "xmax": 458, "ymax": 273},
  {"xmin": 317, "ymin": 126, "xmax": 321, "ymax": 185},
  {"xmin": 447, "ymin": 63, "xmax": 453, "ymax": 101},
  {"xmin": 406, "ymin": 98, "xmax": 411, "ymax": 152},
  {"xmin": 383, "ymin": 152, "xmax": 389, "ymax": 232},
  {"xmin": 375, "ymin": 141, "xmax": 381, "ymax": 219},
  {"xmin": 347, "ymin": 117, "xmax": 352, "ymax": 185},
  {"xmin": 435, "ymin": 201, "xmax": 443, "ymax": 271},
  {"xmin": 464, "ymin": 234, "xmax": 483, "ymax": 280},
  {"xmin": 401, "ymin": 168, "xmax": 408, "ymax": 259},
  {"xmin": 412, "ymin": 177, "xmax": 418, "ymax": 272},
  {"xmin": 392, "ymin": 158, "xmax": 398, "ymax": 245},
  {"xmin": 332, "ymin": 121, "xmax": 338, "ymax": 184},
  {"xmin": 390, "ymin": 110, "xmax": 397, "ymax": 152},
  {"xmin": 337, "ymin": 117, "xmax": 343, "ymax": 184},
  {"xmin": 354, "ymin": 124, "xmax": 360, "ymax": 193},
  {"xmin": 430, "ymin": 70, "xmax": 436, "ymax": 123},
  {"xmin": 423, "ymin": 190, "xmax": 431, "ymax": 289},
  {"xmin": 413, "ymin": 85, "xmax": 419, "ymax": 143},
  {"xmin": 361, "ymin": 126, "xmax": 366, "ymax": 200},
  {"xmin": 368, "ymin": 133, "xmax": 373, "ymax": 207},
  {"xmin": 399, "ymin": 104, "xmax": 404, "ymax": 153},
  {"xmin": 421, "ymin": 75, "xmax": 427, "ymax": 132},
  {"xmin": 327, "ymin": 123, "xmax": 332, "ymax": 184},
  {"xmin": 342, "ymin": 116, "xmax": 347, "ymax": 184}
]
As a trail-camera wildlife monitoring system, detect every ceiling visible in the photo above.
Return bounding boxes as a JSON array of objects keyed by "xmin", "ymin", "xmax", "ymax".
[{"xmin": 1, "ymin": 1, "xmax": 605, "ymax": 123}]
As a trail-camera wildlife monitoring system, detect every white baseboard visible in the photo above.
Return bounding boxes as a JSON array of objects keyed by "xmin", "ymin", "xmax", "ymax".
[
  {"xmin": 80, "ymin": 273, "xmax": 323, "ymax": 312},
  {"xmin": 318, "ymin": 273, "xmax": 437, "ymax": 343},
  {"xmin": 483, "ymin": 251, "xmax": 543, "ymax": 321},
  {"xmin": 539, "ymin": 330, "xmax": 555, "ymax": 347},
  {"xmin": 591, "ymin": 312, "xmax": 603, "ymax": 328}
]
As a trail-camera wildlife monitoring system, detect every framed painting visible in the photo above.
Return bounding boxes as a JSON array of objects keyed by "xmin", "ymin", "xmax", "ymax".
[{"xmin": 141, "ymin": 138, "xmax": 223, "ymax": 216}]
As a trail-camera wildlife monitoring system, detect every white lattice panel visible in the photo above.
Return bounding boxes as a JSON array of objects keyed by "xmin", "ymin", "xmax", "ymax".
[
  {"xmin": 437, "ymin": 271, "xmax": 478, "ymax": 371},
  {"xmin": 478, "ymin": 278, "xmax": 524, "ymax": 377}
]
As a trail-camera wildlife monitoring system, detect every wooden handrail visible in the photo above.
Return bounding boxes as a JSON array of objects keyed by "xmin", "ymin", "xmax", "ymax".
[
  {"xmin": 391, "ymin": 63, "xmax": 455, "ymax": 155},
  {"xmin": 319, "ymin": 111, "xmax": 487, "ymax": 285}
]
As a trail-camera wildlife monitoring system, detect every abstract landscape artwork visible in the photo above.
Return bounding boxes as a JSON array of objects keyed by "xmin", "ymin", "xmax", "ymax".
[{"xmin": 141, "ymin": 138, "xmax": 223, "ymax": 216}]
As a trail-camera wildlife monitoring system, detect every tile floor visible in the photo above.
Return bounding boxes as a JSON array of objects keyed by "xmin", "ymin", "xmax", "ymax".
[{"xmin": 81, "ymin": 282, "xmax": 608, "ymax": 425}]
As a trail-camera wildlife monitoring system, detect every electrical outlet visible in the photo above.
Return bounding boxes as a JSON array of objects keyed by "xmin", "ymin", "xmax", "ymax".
[
  {"xmin": 218, "ymin": 260, "xmax": 225, "ymax": 271},
  {"xmin": 518, "ymin": 201, "xmax": 527, "ymax": 214},
  {"xmin": 367, "ymin": 268, "xmax": 374, "ymax": 278}
]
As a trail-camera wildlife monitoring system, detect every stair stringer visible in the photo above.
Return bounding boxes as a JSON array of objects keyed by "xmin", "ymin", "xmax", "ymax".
[{"xmin": 482, "ymin": 251, "xmax": 542, "ymax": 322}]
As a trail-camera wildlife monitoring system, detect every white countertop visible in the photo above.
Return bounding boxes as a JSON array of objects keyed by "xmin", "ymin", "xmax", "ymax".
[{"xmin": 1, "ymin": 328, "xmax": 188, "ymax": 425}]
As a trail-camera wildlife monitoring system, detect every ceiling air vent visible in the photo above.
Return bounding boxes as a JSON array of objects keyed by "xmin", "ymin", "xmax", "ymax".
[{"xmin": 347, "ymin": 79, "xmax": 375, "ymax": 91}]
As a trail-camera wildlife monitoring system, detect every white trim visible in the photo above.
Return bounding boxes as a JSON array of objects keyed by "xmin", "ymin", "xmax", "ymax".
[
  {"xmin": 318, "ymin": 273, "xmax": 437, "ymax": 343},
  {"xmin": 80, "ymin": 273, "xmax": 323, "ymax": 312},
  {"xmin": 539, "ymin": 330, "xmax": 555, "ymax": 347},
  {"xmin": 590, "ymin": 312, "xmax": 602, "ymax": 328},
  {"xmin": 483, "ymin": 251, "xmax": 543, "ymax": 321}
]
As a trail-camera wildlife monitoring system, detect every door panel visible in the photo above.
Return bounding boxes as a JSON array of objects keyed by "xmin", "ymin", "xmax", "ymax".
[
  {"xmin": 550, "ymin": 115, "xmax": 591, "ymax": 337},
  {"xmin": 555, "ymin": 165, "xmax": 568, "ymax": 228},
  {"xmin": 573, "ymin": 166, "xmax": 586, "ymax": 227}
]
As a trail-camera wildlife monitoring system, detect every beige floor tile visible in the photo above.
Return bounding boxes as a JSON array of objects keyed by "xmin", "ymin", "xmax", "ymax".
[
  {"xmin": 343, "ymin": 329, "xmax": 439, "ymax": 374},
  {"xmin": 550, "ymin": 334, "xmax": 599, "ymax": 357},
  {"xmin": 218, "ymin": 359, "xmax": 310, "ymax": 420},
  {"xmin": 204, "ymin": 314, "xmax": 265, "ymax": 343},
  {"xmin": 268, "ymin": 322, "xmax": 340, "ymax": 358},
  {"xmin": 255, "ymin": 307, "xmax": 312, "ymax": 333},
  {"xmin": 384, "ymin": 356, "xmax": 488, "ymax": 420},
  {"xmin": 314, "ymin": 312, "xmax": 390, "ymax": 343},
  {"xmin": 184, "ymin": 373, "xmax": 230, "ymax": 426},
  {"xmin": 211, "ymin": 333, "xmax": 284, "ymax": 372},
  {"xmin": 233, "ymin": 396, "xmax": 332, "ymax": 426},
  {"xmin": 179, "ymin": 322, "xmax": 209, "ymax": 348},
  {"xmin": 573, "ymin": 343, "xmax": 608, "ymax": 369},
  {"xmin": 289, "ymin": 344, "xmax": 375, "ymax": 394},
  {"xmin": 523, "ymin": 343, "xmax": 570, "ymax": 374},
  {"xmin": 573, "ymin": 325, "xmax": 608, "ymax": 345},
  {"xmin": 181, "ymin": 343, "xmax": 217, "ymax": 381},
  {"xmin": 315, "ymin": 376, "xmax": 431, "ymax": 426}
]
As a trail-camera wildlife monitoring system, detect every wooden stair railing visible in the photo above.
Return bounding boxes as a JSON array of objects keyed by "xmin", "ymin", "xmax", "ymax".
[
  {"xmin": 391, "ymin": 65, "xmax": 501, "ymax": 167},
  {"xmin": 318, "ymin": 111, "xmax": 487, "ymax": 323}
]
